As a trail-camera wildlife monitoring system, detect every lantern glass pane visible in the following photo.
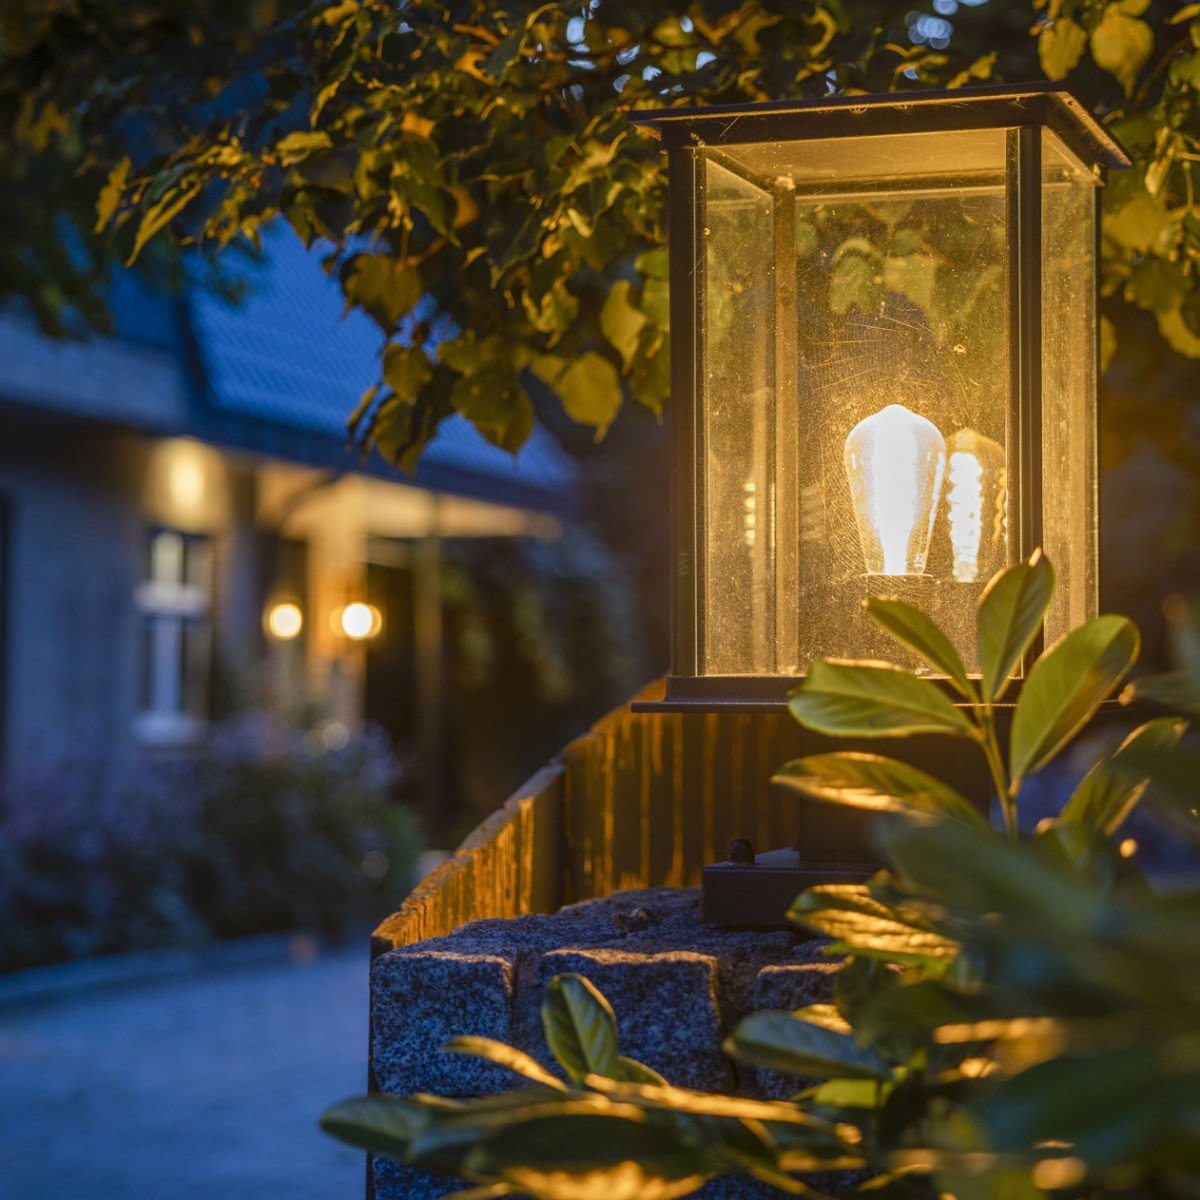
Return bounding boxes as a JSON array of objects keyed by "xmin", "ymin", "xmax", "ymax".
[
  {"xmin": 1041, "ymin": 130, "xmax": 1098, "ymax": 644},
  {"xmin": 699, "ymin": 129, "xmax": 1011, "ymax": 677}
]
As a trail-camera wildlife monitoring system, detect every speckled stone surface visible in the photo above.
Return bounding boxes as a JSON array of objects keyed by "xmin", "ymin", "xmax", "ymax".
[
  {"xmin": 371, "ymin": 950, "xmax": 516, "ymax": 1096},
  {"xmin": 370, "ymin": 886, "xmax": 840, "ymax": 1200},
  {"xmin": 750, "ymin": 958, "xmax": 843, "ymax": 1099}
]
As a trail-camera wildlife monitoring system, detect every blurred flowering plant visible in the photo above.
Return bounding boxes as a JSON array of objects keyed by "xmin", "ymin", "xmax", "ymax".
[{"xmin": 0, "ymin": 712, "xmax": 420, "ymax": 971}]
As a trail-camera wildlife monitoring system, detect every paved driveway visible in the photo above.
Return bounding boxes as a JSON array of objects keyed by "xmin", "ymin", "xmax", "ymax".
[{"xmin": 0, "ymin": 940, "xmax": 370, "ymax": 1200}]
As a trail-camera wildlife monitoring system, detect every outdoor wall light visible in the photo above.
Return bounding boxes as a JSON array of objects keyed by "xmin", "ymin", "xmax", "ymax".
[
  {"xmin": 337, "ymin": 601, "xmax": 382, "ymax": 641},
  {"xmin": 265, "ymin": 601, "xmax": 304, "ymax": 641},
  {"xmin": 630, "ymin": 85, "xmax": 1127, "ymax": 711}
]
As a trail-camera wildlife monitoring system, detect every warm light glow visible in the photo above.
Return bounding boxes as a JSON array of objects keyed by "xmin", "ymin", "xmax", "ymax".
[
  {"xmin": 266, "ymin": 601, "xmax": 303, "ymax": 640},
  {"xmin": 844, "ymin": 404, "xmax": 946, "ymax": 576},
  {"xmin": 946, "ymin": 429, "xmax": 1006, "ymax": 583},
  {"xmin": 338, "ymin": 602, "xmax": 382, "ymax": 640}
]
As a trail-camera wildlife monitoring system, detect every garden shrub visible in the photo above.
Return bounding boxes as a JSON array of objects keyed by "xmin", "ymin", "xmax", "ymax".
[{"xmin": 0, "ymin": 713, "xmax": 419, "ymax": 971}]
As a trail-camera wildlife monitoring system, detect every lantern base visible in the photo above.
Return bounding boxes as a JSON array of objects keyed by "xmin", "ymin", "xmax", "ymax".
[{"xmin": 701, "ymin": 846, "xmax": 873, "ymax": 928}]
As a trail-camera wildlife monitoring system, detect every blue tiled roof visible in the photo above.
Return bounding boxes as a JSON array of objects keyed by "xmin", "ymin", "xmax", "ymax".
[{"xmin": 185, "ymin": 227, "xmax": 576, "ymax": 515}]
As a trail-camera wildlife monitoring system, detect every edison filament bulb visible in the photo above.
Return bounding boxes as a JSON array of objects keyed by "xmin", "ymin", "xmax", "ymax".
[
  {"xmin": 946, "ymin": 428, "xmax": 1007, "ymax": 583},
  {"xmin": 843, "ymin": 403, "xmax": 946, "ymax": 576}
]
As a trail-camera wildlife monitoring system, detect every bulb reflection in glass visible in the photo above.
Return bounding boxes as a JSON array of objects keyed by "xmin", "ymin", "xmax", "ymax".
[
  {"xmin": 844, "ymin": 403, "xmax": 946, "ymax": 576},
  {"xmin": 946, "ymin": 428, "xmax": 1006, "ymax": 583}
]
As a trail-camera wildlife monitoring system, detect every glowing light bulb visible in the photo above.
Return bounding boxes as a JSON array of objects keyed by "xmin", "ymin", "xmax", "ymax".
[
  {"xmin": 265, "ymin": 601, "xmax": 303, "ymax": 640},
  {"xmin": 338, "ymin": 602, "xmax": 382, "ymax": 640},
  {"xmin": 844, "ymin": 404, "xmax": 946, "ymax": 576},
  {"xmin": 946, "ymin": 428, "xmax": 1006, "ymax": 583}
]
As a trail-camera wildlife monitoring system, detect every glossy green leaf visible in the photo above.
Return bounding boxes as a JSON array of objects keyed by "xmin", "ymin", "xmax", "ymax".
[
  {"xmin": 320, "ymin": 1094, "xmax": 428, "ymax": 1157},
  {"xmin": 773, "ymin": 752, "xmax": 987, "ymax": 828},
  {"xmin": 446, "ymin": 1036, "xmax": 569, "ymax": 1090},
  {"xmin": 1115, "ymin": 743, "xmax": 1200, "ymax": 846},
  {"xmin": 1123, "ymin": 668, "xmax": 1200, "ymax": 715},
  {"xmin": 864, "ymin": 598, "xmax": 975, "ymax": 699},
  {"xmin": 788, "ymin": 660, "xmax": 973, "ymax": 739},
  {"xmin": 976, "ymin": 553, "xmax": 1055, "ymax": 703},
  {"xmin": 791, "ymin": 886, "xmax": 959, "ymax": 967},
  {"xmin": 1059, "ymin": 717, "xmax": 1186, "ymax": 833},
  {"xmin": 542, "ymin": 974, "xmax": 620, "ymax": 1083},
  {"xmin": 727, "ymin": 1011, "xmax": 892, "ymax": 1081},
  {"xmin": 1010, "ymin": 616, "xmax": 1140, "ymax": 786},
  {"xmin": 467, "ymin": 1113, "xmax": 713, "ymax": 1200},
  {"xmin": 615, "ymin": 1056, "xmax": 667, "ymax": 1086}
]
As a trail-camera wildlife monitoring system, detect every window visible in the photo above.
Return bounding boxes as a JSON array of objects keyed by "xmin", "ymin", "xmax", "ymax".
[{"xmin": 134, "ymin": 529, "xmax": 212, "ymax": 745}]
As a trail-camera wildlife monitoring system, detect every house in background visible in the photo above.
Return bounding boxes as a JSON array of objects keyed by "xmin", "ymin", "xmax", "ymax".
[{"xmin": 0, "ymin": 229, "xmax": 575, "ymax": 803}]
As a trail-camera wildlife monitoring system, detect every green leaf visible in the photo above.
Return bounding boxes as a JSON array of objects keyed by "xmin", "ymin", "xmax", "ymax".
[
  {"xmin": 1059, "ymin": 717, "xmax": 1187, "ymax": 833},
  {"xmin": 449, "ymin": 366, "xmax": 534, "ymax": 454},
  {"xmin": 1090, "ymin": 8, "xmax": 1154, "ymax": 95},
  {"xmin": 727, "ymin": 1011, "xmax": 892, "ymax": 1081},
  {"xmin": 977, "ymin": 552, "xmax": 1055, "ymax": 703},
  {"xmin": 275, "ymin": 130, "xmax": 333, "ymax": 165},
  {"xmin": 341, "ymin": 253, "xmax": 421, "ymax": 329},
  {"xmin": 1009, "ymin": 615, "xmax": 1141, "ymax": 786},
  {"xmin": 320, "ymin": 1094, "xmax": 428, "ymax": 1158},
  {"xmin": 791, "ymin": 886, "xmax": 960, "ymax": 967},
  {"xmin": 1038, "ymin": 17, "xmax": 1088, "ymax": 80},
  {"xmin": 615, "ymin": 1056, "xmax": 668, "ymax": 1086},
  {"xmin": 541, "ymin": 974, "xmax": 620, "ymax": 1083},
  {"xmin": 1114, "ymin": 743, "xmax": 1200, "ymax": 845},
  {"xmin": 468, "ymin": 1114, "xmax": 713, "ymax": 1200},
  {"xmin": 547, "ymin": 352, "xmax": 623, "ymax": 438},
  {"xmin": 382, "ymin": 344, "xmax": 432, "ymax": 399},
  {"xmin": 865, "ymin": 597, "xmax": 974, "ymax": 699},
  {"xmin": 600, "ymin": 281, "xmax": 649, "ymax": 372},
  {"xmin": 788, "ymin": 659, "xmax": 973, "ymax": 739},
  {"xmin": 94, "ymin": 155, "xmax": 131, "ymax": 233},
  {"xmin": 773, "ymin": 753, "xmax": 987, "ymax": 828},
  {"xmin": 1124, "ymin": 668, "xmax": 1200, "ymax": 715},
  {"xmin": 446, "ymin": 1036, "xmax": 570, "ymax": 1090},
  {"xmin": 126, "ymin": 179, "xmax": 201, "ymax": 265},
  {"xmin": 634, "ymin": 246, "xmax": 669, "ymax": 279}
]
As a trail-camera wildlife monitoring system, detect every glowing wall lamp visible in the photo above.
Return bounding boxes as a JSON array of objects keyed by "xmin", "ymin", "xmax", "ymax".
[
  {"xmin": 336, "ymin": 601, "xmax": 383, "ymax": 641},
  {"xmin": 266, "ymin": 600, "xmax": 304, "ymax": 641},
  {"xmin": 630, "ymin": 86, "xmax": 1127, "ymax": 710}
]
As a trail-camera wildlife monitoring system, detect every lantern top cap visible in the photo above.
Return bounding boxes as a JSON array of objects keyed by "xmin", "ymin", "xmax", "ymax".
[{"xmin": 629, "ymin": 84, "xmax": 1129, "ymax": 172}]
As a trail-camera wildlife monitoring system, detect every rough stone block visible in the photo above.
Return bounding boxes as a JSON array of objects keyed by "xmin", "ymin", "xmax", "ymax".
[
  {"xmin": 749, "ymin": 960, "xmax": 841, "ymax": 1099},
  {"xmin": 371, "ymin": 948, "xmax": 516, "ymax": 1097},
  {"xmin": 697, "ymin": 1176, "xmax": 786, "ymax": 1199},
  {"xmin": 525, "ymin": 947, "xmax": 731, "ymax": 1091},
  {"xmin": 372, "ymin": 1153, "xmax": 461, "ymax": 1200}
]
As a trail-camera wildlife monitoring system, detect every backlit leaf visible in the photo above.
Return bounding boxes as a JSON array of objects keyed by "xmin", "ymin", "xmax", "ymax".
[
  {"xmin": 1059, "ymin": 716, "xmax": 1186, "ymax": 833},
  {"xmin": 542, "ymin": 974, "xmax": 620, "ymax": 1083},
  {"xmin": 447, "ymin": 1036, "xmax": 569, "ymax": 1090},
  {"xmin": 977, "ymin": 552, "xmax": 1055, "ymax": 703},
  {"xmin": 548, "ymin": 352, "xmax": 623, "ymax": 438},
  {"xmin": 788, "ymin": 660, "xmax": 973, "ymax": 739},
  {"xmin": 865, "ymin": 597, "xmax": 974, "ymax": 698},
  {"xmin": 773, "ymin": 753, "xmax": 987, "ymax": 828},
  {"xmin": 728, "ymin": 1011, "xmax": 892, "ymax": 1081},
  {"xmin": 1010, "ymin": 616, "xmax": 1140, "ymax": 786}
]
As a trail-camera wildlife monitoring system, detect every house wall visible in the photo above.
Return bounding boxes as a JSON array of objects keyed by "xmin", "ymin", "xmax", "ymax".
[{"xmin": 0, "ymin": 417, "xmax": 265, "ymax": 790}]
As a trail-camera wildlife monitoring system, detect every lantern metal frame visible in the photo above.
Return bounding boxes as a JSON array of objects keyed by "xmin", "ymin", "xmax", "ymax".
[{"xmin": 630, "ymin": 85, "xmax": 1129, "ymax": 714}]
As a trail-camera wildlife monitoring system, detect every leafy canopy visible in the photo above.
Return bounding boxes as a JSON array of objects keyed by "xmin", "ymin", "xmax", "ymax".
[{"xmin": 7, "ymin": 1, "xmax": 1200, "ymax": 466}]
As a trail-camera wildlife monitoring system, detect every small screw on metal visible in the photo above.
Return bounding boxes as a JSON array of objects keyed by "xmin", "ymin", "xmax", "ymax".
[{"xmin": 729, "ymin": 837, "xmax": 756, "ymax": 866}]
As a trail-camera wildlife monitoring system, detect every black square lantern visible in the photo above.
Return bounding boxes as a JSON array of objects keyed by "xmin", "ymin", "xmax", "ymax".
[{"xmin": 631, "ymin": 86, "xmax": 1127, "ymax": 712}]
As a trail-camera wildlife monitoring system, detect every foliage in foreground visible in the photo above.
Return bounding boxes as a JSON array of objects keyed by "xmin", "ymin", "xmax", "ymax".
[
  {"xmin": 322, "ymin": 554, "xmax": 1200, "ymax": 1198},
  {"xmin": 9, "ymin": 2, "xmax": 1200, "ymax": 470}
]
